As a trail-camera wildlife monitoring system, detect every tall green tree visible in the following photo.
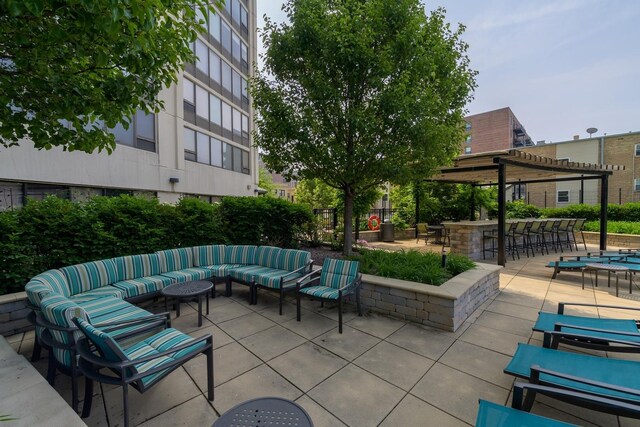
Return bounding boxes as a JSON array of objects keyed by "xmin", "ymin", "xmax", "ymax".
[
  {"xmin": 253, "ymin": 0, "xmax": 476, "ymax": 254},
  {"xmin": 295, "ymin": 178, "xmax": 340, "ymax": 209},
  {"xmin": 0, "ymin": 0, "xmax": 220, "ymax": 153},
  {"xmin": 258, "ymin": 167, "xmax": 277, "ymax": 197}
]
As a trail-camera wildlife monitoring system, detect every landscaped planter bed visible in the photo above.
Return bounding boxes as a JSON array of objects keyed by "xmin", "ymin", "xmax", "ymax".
[{"xmin": 357, "ymin": 262, "xmax": 502, "ymax": 332}]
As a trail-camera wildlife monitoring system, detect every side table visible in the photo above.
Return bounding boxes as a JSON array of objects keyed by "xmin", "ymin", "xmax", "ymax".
[
  {"xmin": 162, "ymin": 280, "xmax": 213, "ymax": 327},
  {"xmin": 212, "ymin": 397, "xmax": 313, "ymax": 427},
  {"xmin": 582, "ymin": 263, "xmax": 631, "ymax": 297}
]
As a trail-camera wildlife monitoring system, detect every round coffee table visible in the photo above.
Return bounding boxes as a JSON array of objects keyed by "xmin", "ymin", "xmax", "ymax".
[
  {"xmin": 162, "ymin": 280, "xmax": 213, "ymax": 327},
  {"xmin": 212, "ymin": 397, "xmax": 313, "ymax": 427}
]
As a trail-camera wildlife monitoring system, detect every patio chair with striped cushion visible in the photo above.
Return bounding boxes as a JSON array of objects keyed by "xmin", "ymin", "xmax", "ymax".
[
  {"xmin": 296, "ymin": 258, "xmax": 362, "ymax": 333},
  {"xmin": 73, "ymin": 317, "xmax": 213, "ymax": 427}
]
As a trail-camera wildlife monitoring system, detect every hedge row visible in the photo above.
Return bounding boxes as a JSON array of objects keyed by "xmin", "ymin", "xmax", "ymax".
[
  {"xmin": 506, "ymin": 201, "xmax": 640, "ymax": 222},
  {"xmin": 0, "ymin": 195, "xmax": 314, "ymax": 295}
]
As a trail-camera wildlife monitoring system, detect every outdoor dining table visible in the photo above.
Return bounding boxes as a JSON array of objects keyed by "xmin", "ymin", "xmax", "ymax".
[
  {"xmin": 212, "ymin": 397, "xmax": 314, "ymax": 427},
  {"xmin": 582, "ymin": 263, "xmax": 632, "ymax": 297}
]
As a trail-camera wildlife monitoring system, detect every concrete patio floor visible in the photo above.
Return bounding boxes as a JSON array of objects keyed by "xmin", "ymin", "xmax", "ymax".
[{"xmin": 7, "ymin": 241, "xmax": 640, "ymax": 426}]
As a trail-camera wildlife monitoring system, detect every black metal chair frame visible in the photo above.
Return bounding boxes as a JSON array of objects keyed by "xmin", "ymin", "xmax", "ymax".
[
  {"xmin": 570, "ymin": 218, "xmax": 588, "ymax": 251},
  {"xmin": 296, "ymin": 270, "xmax": 363, "ymax": 333},
  {"xmin": 36, "ymin": 311, "xmax": 171, "ymax": 414},
  {"xmin": 542, "ymin": 220, "xmax": 559, "ymax": 254},
  {"xmin": 415, "ymin": 223, "xmax": 434, "ymax": 244},
  {"xmin": 73, "ymin": 316, "xmax": 213, "ymax": 427}
]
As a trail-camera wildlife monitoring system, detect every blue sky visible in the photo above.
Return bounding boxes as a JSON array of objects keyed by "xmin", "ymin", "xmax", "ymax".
[{"xmin": 257, "ymin": 0, "xmax": 640, "ymax": 143}]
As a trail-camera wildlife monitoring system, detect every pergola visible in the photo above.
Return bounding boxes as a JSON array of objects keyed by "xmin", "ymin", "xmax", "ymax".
[{"xmin": 425, "ymin": 149, "xmax": 624, "ymax": 266}]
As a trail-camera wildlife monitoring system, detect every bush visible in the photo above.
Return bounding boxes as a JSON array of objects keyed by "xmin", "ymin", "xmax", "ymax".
[
  {"xmin": 0, "ymin": 195, "xmax": 315, "ymax": 295},
  {"xmin": 538, "ymin": 202, "xmax": 640, "ymax": 222},
  {"xmin": 353, "ymin": 249, "xmax": 474, "ymax": 286},
  {"xmin": 506, "ymin": 201, "xmax": 541, "ymax": 219},
  {"xmin": 584, "ymin": 221, "xmax": 640, "ymax": 235}
]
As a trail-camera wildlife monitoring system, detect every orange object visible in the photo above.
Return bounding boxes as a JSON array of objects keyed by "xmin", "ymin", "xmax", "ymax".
[{"xmin": 368, "ymin": 215, "xmax": 382, "ymax": 231}]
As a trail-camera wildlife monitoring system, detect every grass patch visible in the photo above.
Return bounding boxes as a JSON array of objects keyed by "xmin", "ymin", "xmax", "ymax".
[
  {"xmin": 351, "ymin": 249, "xmax": 475, "ymax": 286},
  {"xmin": 584, "ymin": 221, "xmax": 640, "ymax": 235}
]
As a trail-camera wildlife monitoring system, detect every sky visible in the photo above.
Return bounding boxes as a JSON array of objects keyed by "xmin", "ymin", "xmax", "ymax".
[{"xmin": 256, "ymin": 0, "xmax": 640, "ymax": 143}]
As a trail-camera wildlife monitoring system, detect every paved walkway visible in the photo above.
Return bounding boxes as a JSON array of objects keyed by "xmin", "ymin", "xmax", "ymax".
[{"xmin": 7, "ymin": 242, "xmax": 640, "ymax": 426}]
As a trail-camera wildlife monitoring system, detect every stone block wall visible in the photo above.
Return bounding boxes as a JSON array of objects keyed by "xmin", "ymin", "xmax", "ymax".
[
  {"xmin": 583, "ymin": 231, "xmax": 640, "ymax": 249},
  {"xmin": 354, "ymin": 228, "xmax": 416, "ymax": 243},
  {"xmin": 357, "ymin": 263, "xmax": 501, "ymax": 331},
  {"xmin": 0, "ymin": 292, "xmax": 31, "ymax": 336}
]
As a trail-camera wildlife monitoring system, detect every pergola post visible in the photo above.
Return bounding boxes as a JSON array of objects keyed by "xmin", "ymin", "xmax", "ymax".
[
  {"xmin": 600, "ymin": 174, "xmax": 609, "ymax": 250},
  {"xmin": 497, "ymin": 162, "xmax": 506, "ymax": 266}
]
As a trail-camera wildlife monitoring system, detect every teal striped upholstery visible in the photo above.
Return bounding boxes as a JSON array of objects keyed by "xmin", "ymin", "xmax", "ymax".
[
  {"xmin": 255, "ymin": 246, "xmax": 281, "ymax": 269},
  {"xmin": 113, "ymin": 254, "xmax": 162, "ymax": 281},
  {"xmin": 299, "ymin": 285, "xmax": 340, "ymax": 300},
  {"xmin": 192, "ymin": 245, "xmax": 226, "ymax": 267},
  {"xmin": 40, "ymin": 294, "xmax": 91, "ymax": 367},
  {"xmin": 69, "ymin": 286, "xmax": 126, "ymax": 302},
  {"xmin": 123, "ymin": 328, "xmax": 206, "ymax": 387},
  {"xmin": 157, "ymin": 248, "xmax": 193, "ymax": 273},
  {"xmin": 319, "ymin": 259, "xmax": 360, "ymax": 290},
  {"xmin": 161, "ymin": 267, "xmax": 214, "ymax": 283},
  {"xmin": 279, "ymin": 249, "xmax": 311, "ymax": 272},
  {"xmin": 208, "ymin": 264, "xmax": 241, "ymax": 278},
  {"xmin": 253, "ymin": 268, "xmax": 292, "ymax": 289},
  {"xmin": 61, "ymin": 259, "xmax": 119, "ymax": 295},
  {"xmin": 112, "ymin": 275, "xmax": 174, "ymax": 299},
  {"xmin": 25, "ymin": 280, "xmax": 53, "ymax": 306},
  {"xmin": 75, "ymin": 318, "xmax": 128, "ymax": 363},
  {"xmin": 80, "ymin": 297, "xmax": 147, "ymax": 322},
  {"xmin": 28, "ymin": 269, "xmax": 70, "ymax": 300},
  {"xmin": 225, "ymin": 245, "xmax": 257, "ymax": 265},
  {"xmin": 229, "ymin": 265, "xmax": 264, "ymax": 283}
]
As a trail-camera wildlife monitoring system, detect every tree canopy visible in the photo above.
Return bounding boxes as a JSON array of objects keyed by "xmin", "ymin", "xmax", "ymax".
[
  {"xmin": 0, "ymin": 0, "xmax": 220, "ymax": 153},
  {"xmin": 252, "ymin": 0, "xmax": 477, "ymax": 253}
]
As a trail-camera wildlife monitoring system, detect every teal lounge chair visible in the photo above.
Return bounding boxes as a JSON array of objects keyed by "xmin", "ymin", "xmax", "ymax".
[
  {"xmin": 504, "ymin": 343, "xmax": 640, "ymax": 418},
  {"xmin": 546, "ymin": 256, "xmax": 622, "ymax": 279},
  {"xmin": 533, "ymin": 302, "xmax": 640, "ymax": 351},
  {"xmin": 477, "ymin": 397, "xmax": 577, "ymax": 427}
]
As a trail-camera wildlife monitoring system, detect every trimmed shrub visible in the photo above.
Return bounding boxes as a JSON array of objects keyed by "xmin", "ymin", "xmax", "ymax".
[
  {"xmin": 0, "ymin": 195, "xmax": 314, "ymax": 295},
  {"xmin": 506, "ymin": 201, "xmax": 541, "ymax": 219},
  {"xmin": 353, "ymin": 249, "xmax": 475, "ymax": 286},
  {"xmin": 584, "ymin": 221, "xmax": 640, "ymax": 235}
]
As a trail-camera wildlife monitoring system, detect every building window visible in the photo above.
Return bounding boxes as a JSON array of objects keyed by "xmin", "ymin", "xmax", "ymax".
[
  {"xmin": 464, "ymin": 146, "xmax": 471, "ymax": 154},
  {"xmin": 557, "ymin": 190, "xmax": 570, "ymax": 203},
  {"xmin": 465, "ymin": 122, "xmax": 471, "ymax": 130},
  {"xmin": 465, "ymin": 135, "xmax": 471, "ymax": 143},
  {"xmin": 184, "ymin": 126, "xmax": 250, "ymax": 174},
  {"xmin": 635, "ymin": 179, "xmax": 640, "ymax": 192},
  {"xmin": 635, "ymin": 144, "xmax": 640, "ymax": 156},
  {"xmin": 557, "ymin": 157, "xmax": 570, "ymax": 163},
  {"xmin": 108, "ymin": 110, "xmax": 156, "ymax": 152}
]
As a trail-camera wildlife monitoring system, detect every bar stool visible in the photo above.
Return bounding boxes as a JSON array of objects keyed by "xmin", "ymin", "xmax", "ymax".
[
  {"xmin": 542, "ymin": 220, "xmax": 559, "ymax": 253},
  {"xmin": 554, "ymin": 219, "xmax": 572, "ymax": 252},
  {"xmin": 511, "ymin": 221, "xmax": 530, "ymax": 257}
]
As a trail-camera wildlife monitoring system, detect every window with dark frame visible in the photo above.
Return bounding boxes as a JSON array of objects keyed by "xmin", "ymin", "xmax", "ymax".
[{"xmin": 557, "ymin": 190, "xmax": 570, "ymax": 203}]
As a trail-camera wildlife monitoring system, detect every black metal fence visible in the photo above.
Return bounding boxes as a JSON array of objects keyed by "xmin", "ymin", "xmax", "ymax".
[{"xmin": 313, "ymin": 208, "xmax": 401, "ymax": 231}]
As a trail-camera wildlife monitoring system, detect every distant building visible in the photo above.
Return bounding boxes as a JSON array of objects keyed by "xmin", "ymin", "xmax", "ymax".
[
  {"xmin": 0, "ymin": 1, "xmax": 258, "ymax": 210},
  {"xmin": 519, "ymin": 131, "xmax": 640, "ymax": 207},
  {"xmin": 463, "ymin": 107, "xmax": 534, "ymax": 155}
]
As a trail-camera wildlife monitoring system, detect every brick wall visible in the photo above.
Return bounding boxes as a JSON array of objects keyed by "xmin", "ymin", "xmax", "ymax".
[
  {"xmin": 464, "ymin": 108, "xmax": 513, "ymax": 154},
  {"xmin": 603, "ymin": 133, "xmax": 640, "ymax": 204},
  {"xmin": 0, "ymin": 292, "xmax": 31, "ymax": 336}
]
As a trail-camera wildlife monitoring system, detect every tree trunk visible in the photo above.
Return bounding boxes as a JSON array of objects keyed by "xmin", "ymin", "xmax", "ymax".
[{"xmin": 343, "ymin": 187, "xmax": 354, "ymax": 256}]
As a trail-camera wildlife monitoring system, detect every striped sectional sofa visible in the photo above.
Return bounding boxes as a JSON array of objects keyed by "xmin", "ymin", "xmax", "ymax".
[{"xmin": 24, "ymin": 244, "xmax": 311, "ymax": 413}]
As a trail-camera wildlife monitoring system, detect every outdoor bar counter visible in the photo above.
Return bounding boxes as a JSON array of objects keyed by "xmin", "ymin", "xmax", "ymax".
[{"xmin": 441, "ymin": 220, "xmax": 502, "ymax": 261}]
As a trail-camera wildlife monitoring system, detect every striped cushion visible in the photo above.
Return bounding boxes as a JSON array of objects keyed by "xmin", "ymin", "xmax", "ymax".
[
  {"xmin": 208, "ymin": 264, "xmax": 240, "ymax": 278},
  {"xmin": 79, "ymin": 296, "xmax": 143, "ymax": 320},
  {"xmin": 157, "ymin": 248, "xmax": 193, "ymax": 273},
  {"xmin": 228, "ymin": 265, "xmax": 264, "ymax": 283},
  {"xmin": 255, "ymin": 246, "xmax": 281, "ymax": 269},
  {"xmin": 160, "ymin": 267, "xmax": 214, "ymax": 283},
  {"xmin": 31, "ymin": 269, "xmax": 70, "ymax": 297},
  {"xmin": 319, "ymin": 258, "xmax": 359, "ymax": 290},
  {"xmin": 69, "ymin": 286, "xmax": 126, "ymax": 303},
  {"xmin": 253, "ymin": 268, "xmax": 293, "ymax": 289},
  {"xmin": 279, "ymin": 249, "xmax": 311, "ymax": 272},
  {"xmin": 113, "ymin": 254, "xmax": 162, "ymax": 281},
  {"xmin": 40, "ymin": 294, "xmax": 91, "ymax": 367},
  {"xmin": 61, "ymin": 259, "xmax": 119, "ymax": 295},
  {"xmin": 25, "ymin": 281, "xmax": 53, "ymax": 306},
  {"xmin": 225, "ymin": 245, "xmax": 257, "ymax": 265},
  {"xmin": 112, "ymin": 275, "xmax": 174, "ymax": 299},
  {"xmin": 75, "ymin": 318, "xmax": 128, "ymax": 363},
  {"xmin": 299, "ymin": 285, "xmax": 340, "ymax": 300},
  {"xmin": 123, "ymin": 328, "xmax": 206, "ymax": 387},
  {"xmin": 192, "ymin": 245, "xmax": 227, "ymax": 267}
]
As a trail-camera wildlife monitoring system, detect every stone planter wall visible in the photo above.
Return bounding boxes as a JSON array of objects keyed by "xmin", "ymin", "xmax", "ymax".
[
  {"xmin": 583, "ymin": 231, "xmax": 640, "ymax": 248},
  {"xmin": 357, "ymin": 262, "xmax": 502, "ymax": 331},
  {"xmin": 355, "ymin": 228, "xmax": 416, "ymax": 243},
  {"xmin": 0, "ymin": 292, "xmax": 31, "ymax": 336}
]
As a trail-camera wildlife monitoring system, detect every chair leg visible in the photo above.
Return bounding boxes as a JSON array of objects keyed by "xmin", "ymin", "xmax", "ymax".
[
  {"xmin": 296, "ymin": 292, "xmax": 301, "ymax": 322},
  {"xmin": 47, "ymin": 355, "xmax": 56, "ymax": 385},
  {"xmin": 81, "ymin": 377, "xmax": 94, "ymax": 418},
  {"xmin": 356, "ymin": 288, "xmax": 362, "ymax": 317},
  {"xmin": 123, "ymin": 385, "xmax": 130, "ymax": 427},
  {"xmin": 225, "ymin": 276, "xmax": 232, "ymax": 297},
  {"xmin": 338, "ymin": 297, "xmax": 343, "ymax": 334},
  {"xmin": 31, "ymin": 338, "xmax": 42, "ymax": 362},
  {"xmin": 581, "ymin": 231, "xmax": 587, "ymax": 251},
  {"xmin": 206, "ymin": 346, "xmax": 214, "ymax": 401},
  {"xmin": 279, "ymin": 287, "xmax": 283, "ymax": 315},
  {"xmin": 71, "ymin": 363, "xmax": 79, "ymax": 413}
]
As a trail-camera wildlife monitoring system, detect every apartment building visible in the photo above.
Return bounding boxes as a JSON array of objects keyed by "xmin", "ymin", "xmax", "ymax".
[
  {"xmin": 520, "ymin": 131, "xmax": 640, "ymax": 208},
  {"xmin": 462, "ymin": 107, "xmax": 534, "ymax": 155},
  {"xmin": 0, "ymin": 1, "xmax": 258, "ymax": 210}
]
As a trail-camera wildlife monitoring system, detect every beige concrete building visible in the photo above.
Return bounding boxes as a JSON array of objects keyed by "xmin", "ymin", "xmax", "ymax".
[
  {"xmin": 520, "ymin": 131, "xmax": 640, "ymax": 207},
  {"xmin": 0, "ymin": 1, "xmax": 258, "ymax": 210}
]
